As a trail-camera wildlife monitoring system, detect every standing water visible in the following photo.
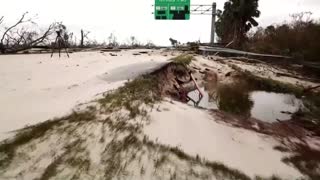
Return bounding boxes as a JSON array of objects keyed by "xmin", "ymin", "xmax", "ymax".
[
  {"xmin": 249, "ymin": 91, "xmax": 302, "ymax": 123},
  {"xmin": 187, "ymin": 88, "xmax": 302, "ymax": 123},
  {"xmin": 187, "ymin": 87, "xmax": 218, "ymax": 109}
]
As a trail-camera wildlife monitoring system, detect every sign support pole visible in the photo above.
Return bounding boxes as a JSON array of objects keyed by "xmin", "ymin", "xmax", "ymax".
[
  {"xmin": 153, "ymin": 1, "xmax": 217, "ymax": 45},
  {"xmin": 210, "ymin": 2, "xmax": 217, "ymax": 45}
]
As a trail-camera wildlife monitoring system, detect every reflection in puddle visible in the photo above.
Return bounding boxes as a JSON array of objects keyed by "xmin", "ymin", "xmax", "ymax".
[
  {"xmin": 187, "ymin": 87, "xmax": 218, "ymax": 109},
  {"xmin": 187, "ymin": 88, "xmax": 302, "ymax": 123},
  {"xmin": 250, "ymin": 91, "xmax": 302, "ymax": 123}
]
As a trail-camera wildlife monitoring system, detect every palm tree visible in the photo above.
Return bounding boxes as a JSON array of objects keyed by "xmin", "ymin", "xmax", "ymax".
[{"xmin": 216, "ymin": 0, "xmax": 260, "ymax": 48}]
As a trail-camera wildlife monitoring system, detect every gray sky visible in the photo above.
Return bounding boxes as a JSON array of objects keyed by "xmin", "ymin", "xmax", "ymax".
[{"xmin": 1, "ymin": 0, "xmax": 319, "ymax": 45}]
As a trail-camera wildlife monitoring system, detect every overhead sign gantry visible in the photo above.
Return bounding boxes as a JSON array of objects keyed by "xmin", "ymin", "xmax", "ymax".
[
  {"xmin": 154, "ymin": 0, "xmax": 191, "ymax": 20},
  {"xmin": 154, "ymin": 1, "xmax": 217, "ymax": 45}
]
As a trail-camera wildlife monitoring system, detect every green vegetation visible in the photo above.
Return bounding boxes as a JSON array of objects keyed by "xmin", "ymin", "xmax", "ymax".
[
  {"xmin": 255, "ymin": 176, "xmax": 283, "ymax": 180},
  {"xmin": 143, "ymin": 136, "xmax": 253, "ymax": 180},
  {"xmin": 246, "ymin": 12, "xmax": 320, "ymax": 62},
  {"xmin": 282, "ymin": 144, "xmax": 320, "ymax": 180},
  {"xmin": 216, "ymin": 0, "xmax": 260, "ymax": 48},
  {"xmin": 229, "ymin": 64, "xmax": 304, "ymax": 96},
  {"xmin": 0, "ymin": 67, "xmax": 164, "ymax": 171},
  {"xmin": 217, "ymin": 81, "xmax": 253, "ymax": 116},
  {"xmin": 99, "ymin": 74, "xmax": 161, "ymax": 117},
  {"xmin": 2, "ymin": 56, "xmax": 313, "ymax": 179},
  {"xmin": 171, "ymin": 54, "xmax": 193, "ymax": 66},
  {"xmin": 0, "ymin": 111, "xmax": 95, "ymax": 169},
  {"xmin": 243, "ymin": 72, "xmax": 304, "ymax": 96},
  {"xmin": 302, "ymin": 92, "xmax": 320, "ymax": 122}
]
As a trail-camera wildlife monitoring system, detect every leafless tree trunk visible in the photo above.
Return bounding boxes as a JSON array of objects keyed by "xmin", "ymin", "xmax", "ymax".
[
  {"xmin": 80, "ymin": 29, "xmax": 84, "ymax": 47},
  {"xmin": 80, "ymin": 29, "xmax": 89, "ymax": 47}
]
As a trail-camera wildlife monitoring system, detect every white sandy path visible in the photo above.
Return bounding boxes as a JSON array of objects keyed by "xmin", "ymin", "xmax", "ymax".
[
  {"xmin": 0, "ymin": 50, "xmax": 170, "ymax": 141},
  {"xmin": 144, "ymin": 100, "xmax": 303, "ymax": 179}
]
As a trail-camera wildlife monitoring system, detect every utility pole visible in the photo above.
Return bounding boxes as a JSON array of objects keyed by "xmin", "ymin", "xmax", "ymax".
[
  {"xmin": 189, "ymin": 3, "xmax": 217, "ymax": 46},
  {"xmin": 210, "ymin": 3, "xmax": 217, "ymax": 45}
]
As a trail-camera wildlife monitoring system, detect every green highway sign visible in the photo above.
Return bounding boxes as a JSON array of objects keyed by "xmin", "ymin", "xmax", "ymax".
[{"xmin": 155, "ymin": 0, "xmax": 190, "ymax": 20}]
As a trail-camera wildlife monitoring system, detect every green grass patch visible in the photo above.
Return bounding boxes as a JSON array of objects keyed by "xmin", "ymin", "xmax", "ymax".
[
  {"xmin": 301, "ymin": 92, "xmax": 320, "ymax": 123},
  {"xmin": 217, "ymin": 81, "xmax": 253, "ymax": 116},
  {"xmin": 228, "ymin": 64, "xmax": 304, "ymax": 96},
  {"xmin": 0, "ymin": 111, "xmax": 95, "ymax": 169},
  {"xmin": 144, "ymin": 136, "xmax": 252, "ymax": 180},
  {"xmin": 245, "ymin": 74, "xmax": 303, "ymax": 96},
  {"xmin": 255, "ymin": 175, "xmax": 283, "ymax": 180},
  {"xmin": 99, "ymin": 74, "xmax": 161, "ymax": 117},
  {"xmin": 282, "ymin": 144, "xmax": 320, "ymax": 180},
  {"xmin": 171, "ymin": 54, "xmax": 194, "ymax": 66}
]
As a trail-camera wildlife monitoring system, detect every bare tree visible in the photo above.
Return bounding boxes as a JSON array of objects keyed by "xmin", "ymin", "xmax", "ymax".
[
  {"xmin": 80, "ymin": 29, "xmax": 90, "ymax": 47},
  {"xmin": 107, "ymin": 33, "xmax": 119, "ymax": 47},
  {"xmin": 1, "ymin": 12, "xmax": 30, "ymax": 52},
  {"xmin": 0, "ymin": 12, "xmax": 58, "ymax": 53},
  {"xmin": 169, "ymin": 38, "xmax": 178, "ymax": 47}
]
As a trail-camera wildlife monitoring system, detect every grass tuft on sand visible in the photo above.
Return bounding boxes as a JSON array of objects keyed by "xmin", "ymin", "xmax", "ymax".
[
  {"xmin": 171, "ymin": 54, "xmax": 194, "ymax": 66},
  {"xmin": 0, "ymin": 110, "xmax": 95, "ymax": 169},
  {"xmin": 99, "ymin": 74, "xmax": 161, "ymax": 116}
]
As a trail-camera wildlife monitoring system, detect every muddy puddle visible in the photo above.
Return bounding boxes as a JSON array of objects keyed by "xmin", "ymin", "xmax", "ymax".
[
  {"xmin": 188, "ymin": 88, "xmax": 302, "ymax": 123},
  {"xmin": 187, "ymin": 87, "xmax": 218, "ymax": 109},
  {"xmin": 249, "ymin": 91, "xmax": 302, "ymax": 122}
]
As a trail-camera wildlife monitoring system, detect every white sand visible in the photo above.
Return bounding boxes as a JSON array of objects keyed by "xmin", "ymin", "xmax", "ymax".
[
  {"xmin": 144, "ymin": 100, "xmax": 303, "ymax": 178},
  {"xmin": 229, "ymin": 61, "xmax": 320, "ymax": 88},
  {"xmin": 0, "ymin": 50, "xmax": 170, "ymax": 141},
  {"xmin": 0, "ymin": 51, "xmax": 310, "ymax": 179}
]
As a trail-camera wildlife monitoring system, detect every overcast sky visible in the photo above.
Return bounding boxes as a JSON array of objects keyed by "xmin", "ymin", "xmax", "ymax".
[{"xmin": 0, "ymin": 0, "xmax": 319, "ymax": 45}]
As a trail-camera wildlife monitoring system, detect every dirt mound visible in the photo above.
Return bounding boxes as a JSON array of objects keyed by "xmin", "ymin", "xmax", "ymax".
[{"xmin": 151, "ymin": 62, "xmax": 196, "ymax": 101}]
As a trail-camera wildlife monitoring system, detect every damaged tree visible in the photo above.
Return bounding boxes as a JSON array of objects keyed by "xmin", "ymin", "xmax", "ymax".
[
  {"xmin": 80, "ymin": 29, "xmax": 90, "ymax": 47},
  {"xmin": 169, "ymin": 38, "xmax": 178, "ymax": 47},
  {"xmin": 216, "ymin": 0, "xmax": 260, "ymax": 48},
  {"xmin": 0, "ymin": 12, "xmax": 58, "ymax": 54}
]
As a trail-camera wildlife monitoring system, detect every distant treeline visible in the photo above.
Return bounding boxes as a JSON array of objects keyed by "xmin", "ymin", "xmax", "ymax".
[{"xmin": 245, "ymin": 12, "xmax": 320, "ymax": 62}]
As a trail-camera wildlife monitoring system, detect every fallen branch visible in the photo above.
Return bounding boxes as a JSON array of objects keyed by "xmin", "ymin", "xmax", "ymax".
[
  {"xmin": 5, "ymin": 23, "xmax": 57, "ymax": 53},
  {"xmin": 0, "ymin": 12, "xmax": 29, "ymax": 45}
]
